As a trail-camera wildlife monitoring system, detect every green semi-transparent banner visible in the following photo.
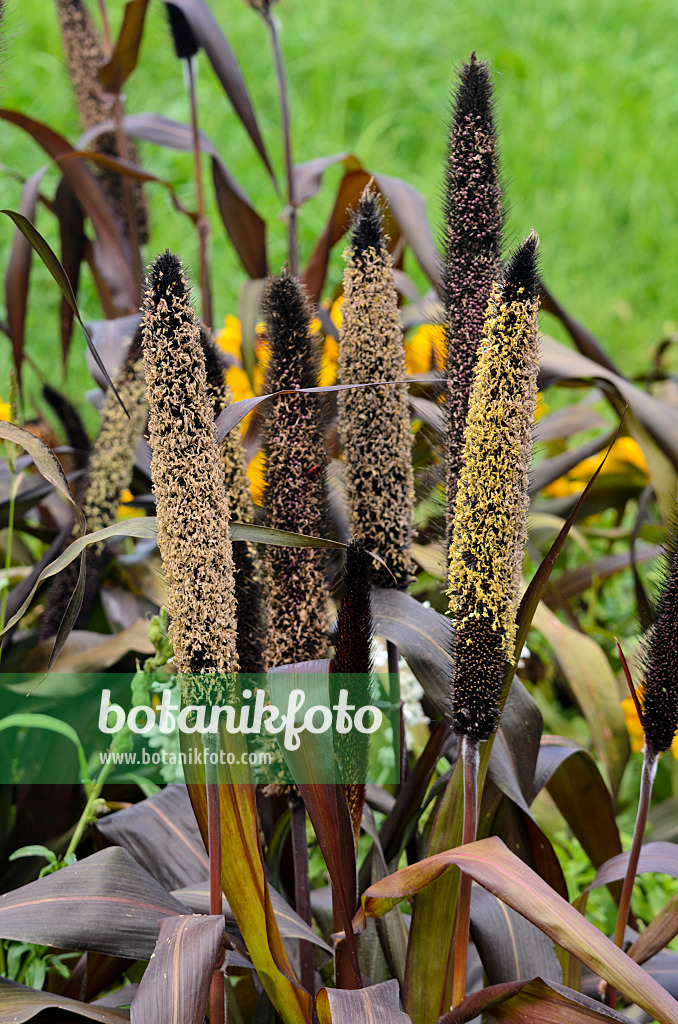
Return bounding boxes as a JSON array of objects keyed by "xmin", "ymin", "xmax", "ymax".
[{"xmin": 0, "ymin": 671, "xmax": 400, "ymax": 786}]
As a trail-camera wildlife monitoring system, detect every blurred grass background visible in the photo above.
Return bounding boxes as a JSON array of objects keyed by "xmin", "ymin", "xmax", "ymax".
[{"xmin": 2, "ymin": 0, "xmax": 678, "ymax": 421}]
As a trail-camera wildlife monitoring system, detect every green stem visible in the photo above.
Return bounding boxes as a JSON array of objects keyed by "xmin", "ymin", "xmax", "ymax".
[
  {"xmin": 63, "ymin": 750, "xmax": 115, "ymax": 860},
  {"xmin": 15, "ymin": 947, "xmax": 37, "ymax": 986},
  {"xmin": 605, "ymin": 748, "xmax": 657, "ymax": 1008},
  {"xmin": 451, "ymin": 735, "xmax": 479, "ymax": 1008}
]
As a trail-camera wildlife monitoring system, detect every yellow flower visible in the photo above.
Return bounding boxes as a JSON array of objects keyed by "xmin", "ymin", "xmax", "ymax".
[
  {"xmin": 405, "ymin": 324, "xmax": 446, "ymax": 375},
  {"xmin": 0, "ymin": 400, "xmax": 10, "ymax": 422},
  {"xmin": 544, "ymin": 437, "xmax": 649, "ymax": 498},
  {"xmin": 215, "ymin": 314, "xmax": 242, "ymax": 358},
  {"xmin": 320, "ymin": 333, "xmax": 339, "ymax": 387},
  {"xmin": 622, "ymin": 687, "xmax": 678, "ymax": 759},
  {"xmin": 226, "ymin": 366, "xmax": 254, "ymax": 404},
  {"xmin": 329, "ymin": 296, "xmax": 343, "ymax": 330},
  {"xmin": 247, "ymin": 449, "xmax": 266, "ymax": 506},
  {"xmin": 117, "ymin": 487, "xmax": 145, "ymax": 520}
]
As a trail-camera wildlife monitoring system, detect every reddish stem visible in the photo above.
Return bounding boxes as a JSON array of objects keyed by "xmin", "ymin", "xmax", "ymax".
[
  {"xmin": 451, "ymin": 735, "xmax": 479, "ymax": 1008},
  {"xmin": 263, "ymin": 9, "xmax": 298, "ymax": 276},
  {"xmin": 289, "ymin": 793, "xmax": 314, "ymax": 994},
  {"xmin": 615, "ymin": 637, "xmax": 644, "ymax": 726},
  {"xmin": 605, "ymin": 749, "xmax": 657, "ymax": 1008},
  {"xmin": 205, "ymin": 734, "xmax": 225, "ymax": 1023},
  {"xmin": 187, "ymin": 58, "xmax": 212, "ymax": 328}
]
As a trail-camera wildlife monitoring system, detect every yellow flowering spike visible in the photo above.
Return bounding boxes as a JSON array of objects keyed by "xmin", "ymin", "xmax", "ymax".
[{"xmin": 448, "ymin": 233, "xmax": 539, "ymax": 741}]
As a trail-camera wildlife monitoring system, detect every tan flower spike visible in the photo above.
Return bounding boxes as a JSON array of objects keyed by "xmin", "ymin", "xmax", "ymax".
[
  {"xmin": 142, "ymin": 251, "xmax": 238, "ymax": 703},
  {"xmin": 338, "ymin": 187, "xmax": 414, "ymax": 590}
]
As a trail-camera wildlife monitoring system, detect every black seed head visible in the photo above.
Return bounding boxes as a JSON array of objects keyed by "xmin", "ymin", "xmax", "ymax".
[
  {"xmin": 503, "ymin": 231, "xmax": 539, "ymax": 304},
  {"xmin": 641, "ymin": 513, "xmax": 678, "ymax": 757},
  {"xmin": 350, "ymin": 188, "xmax": 386, "ymax": 266},
  {"xmin": 166, "ymin": 3, "xmax": 199, "ymax": 60}
]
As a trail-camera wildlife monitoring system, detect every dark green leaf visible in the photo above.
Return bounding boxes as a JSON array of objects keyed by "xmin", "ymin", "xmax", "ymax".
[{"xmin": 531, "ymin": 604, "xmax": 629, "ymax": 795}]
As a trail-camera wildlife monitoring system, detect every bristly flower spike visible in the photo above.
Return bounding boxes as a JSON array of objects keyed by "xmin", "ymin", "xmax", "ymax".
[
  {"xmin": 166, "ymin": 3, "xmax": 199, "ymax": 61},
  {"xmin": 198, "ymin": 326, "xmax": 263, "ymax": 674},
  {"xmin": 448, "ymin": 231, "xmax": 539, "ymax": 744},
  {"xmin": 444, "ymin": 52, "xmax": 503, "ymax": 548},
  {"xmin": 338, "ymin": 186, "xmax": 414, "ymax": 590},
  {"xmin": 142, "ymin": 251, "xmax": 238, "ymax": 704},
  {"xmin": 606, "ymin": 512, "xmax": 678, "ymax": 1001},
  {"xmin": 448, "ymin": 232, "xmax": 539, "ymax": 1010},
  {"xmin": 331, "ymin": 541, "xmax": 375, "ymax": 845},
  {"xmin": 260, "ymin": 267, "xmax": 329, "ymax": 669},
  {"xmin": 40, "ymin": 330, "xmax": 148, "ymax": 639},
  {"xmin": 639, "ymin": 516, "xmax": 678, "ymax": 758}
]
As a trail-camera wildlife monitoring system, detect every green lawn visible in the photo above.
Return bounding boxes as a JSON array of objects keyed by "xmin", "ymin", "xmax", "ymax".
[{"xmin": 2, "ymin": 0, "xmax": 678, "ymax": 420}]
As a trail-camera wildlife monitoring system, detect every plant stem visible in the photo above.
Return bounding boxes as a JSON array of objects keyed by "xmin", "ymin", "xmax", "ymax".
[
  {"xmin": 204, "ymin": 729, "xmax": 225, "ymax": 1024},
  {"xmin": 289, "ymin": 792, "xmax": 314, "ymax": 994},
  {"xmin": 451, "ymin": 735, "xmax": 479, "ymax": 1008},
  {"xmin": 0, "ymin": 469, "xmax": 21, "ymax": 667},
  {"xmin": 387, "ymin": 641, "xmax": 401, "ymax": 783},
  {"xmin": 96, "ymin": 0, "xmax": 112, "ymax": 52},
  {"xmin": 186, "ymin": 57, "xmax": 212, "ymax": 328},
  {"xmin": 605, "ymin": 748, "xmax": 657, "ymax": 1008},
  {"xmin": 263, "ymin": 9, "xmax": 298, "ymax": 276},
  {"xmin": 111, "ymin": 96, "xmax": 143, "ymax": 299},
  {"xmin": 64, "ymin": 754, "xmax": 115, "ymax": 860}
]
